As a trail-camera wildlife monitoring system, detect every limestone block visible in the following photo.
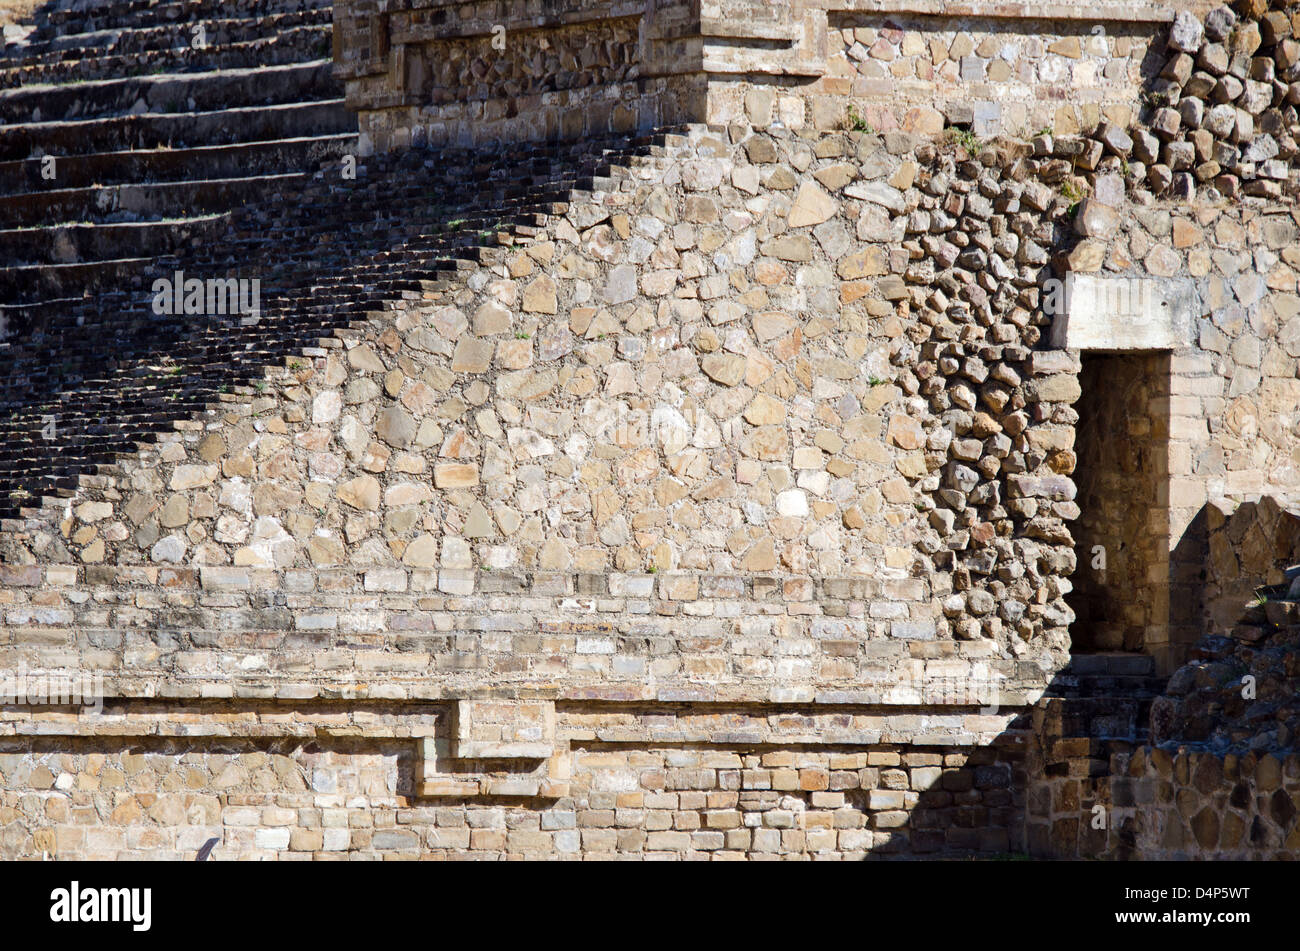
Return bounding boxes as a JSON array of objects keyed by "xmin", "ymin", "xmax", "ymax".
[{"xmin": 1049, "ymin": 274, "xmax": 1198, "ymax": 351}]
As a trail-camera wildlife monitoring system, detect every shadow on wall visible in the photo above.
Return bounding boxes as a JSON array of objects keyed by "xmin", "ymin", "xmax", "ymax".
[
  {"xmin": 0, "ymin": 133, "xmax": 653, "ymax": 522},
  {"xmin": 1066, "ymin": 353, "xmax": 1172, "ymax": 654},
  {"xmin": 0, "ymin": 709, "xmax": 1035, "ymax": 860}
]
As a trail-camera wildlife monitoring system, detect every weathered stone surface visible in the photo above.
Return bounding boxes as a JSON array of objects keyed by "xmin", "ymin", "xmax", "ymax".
[
  {"xmin": 1051, "ymin": 274, "xmax": 1198, "ymax": 351},
  {"xmin": 337, "ymin": 475, "xmax": 381, "ymax": 511},
  {"xmin": 5, "ymin": 0, "xmax": 1300, "ymax": 863},
  {"xmin": 787, "ymin": 182, "xmax": 838, "ymax": 227}
]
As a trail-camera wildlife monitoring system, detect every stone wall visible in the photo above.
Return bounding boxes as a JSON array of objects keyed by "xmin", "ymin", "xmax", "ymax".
[
  {"xmin": 3, "ymin": 0, "xmax": 1300, "ymax": 859},
  {"xmin": 335, "ymin": 1, "xmax": 1215, "ymax": 151},
  {"xmin": 0, "ymin": 702, "xmax": 1026, "ymax": 859},
  {"xmin": 2, "ymin": 116, "xmax": 1078, "ymax": 858},
  {"xmin": 331, "ymin": 0, "xmax": 1300, "ymax": 676},
  {"xmin": 1031, "ymin": 741, "xmax": 1300, "ymax": 859},
  {"xmin": 1203, "ymin": 495, "xmax": 1300, "ymax": 632},
  {"xmin": 333, "ymin": 0, "xmax": 705, "ymax": 152},
  {"xmin": 2, "ymin": 116, "xmax": 1094, "ymax": 704},
  {"xmin": 707, "ymin": 1, "xmax": 1202, "ymax": 139}
]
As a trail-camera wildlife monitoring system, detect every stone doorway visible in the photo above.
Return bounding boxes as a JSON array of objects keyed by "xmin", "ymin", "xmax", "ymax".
[{"xmin": 1066, "ymin": 352, "xmax": 1171, "ymax": 656}]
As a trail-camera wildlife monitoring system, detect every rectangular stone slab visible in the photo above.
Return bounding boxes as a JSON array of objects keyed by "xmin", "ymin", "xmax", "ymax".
[{"xmin": 1049, "ymin": 273, "xmax": 1199, "ymax": 351}]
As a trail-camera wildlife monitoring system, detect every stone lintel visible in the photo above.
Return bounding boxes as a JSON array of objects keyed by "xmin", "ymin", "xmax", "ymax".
[{"xmin": 1049, "ymin": 273, "xmax": 1199, "ymax": 352}]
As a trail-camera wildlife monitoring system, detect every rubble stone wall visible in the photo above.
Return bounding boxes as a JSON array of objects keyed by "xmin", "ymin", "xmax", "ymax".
[
  {"xmin": 1031, "ymin": 742, "xmax": 1300, "ymax": 859},
  {"xmin": 1203, "ymin": 496, "xmax": 1300, "ymax": 632},
  {"xmin": 333, "ymin": 0, "xmax": 705, "ymax": 152},
  {"xmin": 336, "ymin": 1, "xmax": 1218, "ymax": 152},
  {"xmin": 705, "ymin": 1, "xmax": 1199, "ymax": 140},
  {"xmin": 2, "ymin": 0, "xmax": 1300, "ymax": 859},
  {"xmin": 332, "ymin": 0, "xmax": 1300, "ymax": 680},
  {"xmin": 2, "ymin": 117, "xmax": 1078, "ymax": 858},
  {"xmin": 4, "ymin": 117, "xmax": 1098, "ymax": 703}
]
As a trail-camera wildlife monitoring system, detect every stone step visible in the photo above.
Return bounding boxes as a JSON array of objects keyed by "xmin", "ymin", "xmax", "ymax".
[
  {"xmin": 1063, "ymin": 652, "xmax": 1157, "ymax": 678},
  {"xmin": 1038, "ymin": 653, "xmax": 1169, "ymax": 746},
  {"xmin": 1037, "ymin": 694, "xmax": 1161, "ymax": 746},
  {"xmin": 1047, "ymin": 674, "xmax": 1167, "ymax": 700},
  {"xmin": 0, "ymin": 24, "xmax": 333, "ymax": 88},
  {"xmin": 0, "ymin": 59, "xmax": 336, "ymax": 125},
  {"xmin": 36, "ymin": 0, "xmax": 332, "ymax": 38},
  {"xmin": 0, "ymin": 255, "xmax": 171, "ymax": 300},
  {"xmin": 0, "ymin": 213, "xmax": 228, "ymax": 265},
  {"xmin": 0, "ymin": 171, "xmax": 307, "ymax": 230},
  {"xmin": 0, "ymin": 98, "xmax": 353, "ymax": 160},
  {"xmin": 3, "ymin": 8, "xmax": 331, "ymax": 61},
  {"xmin": 0, "ymin": 133, "xmax": 355, "ymax": 195}
]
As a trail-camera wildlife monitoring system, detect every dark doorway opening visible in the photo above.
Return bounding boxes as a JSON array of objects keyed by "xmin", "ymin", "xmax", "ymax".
[{"xmin": 1066, "ymin": 352, "xmax": 1171, "ymax": 656}]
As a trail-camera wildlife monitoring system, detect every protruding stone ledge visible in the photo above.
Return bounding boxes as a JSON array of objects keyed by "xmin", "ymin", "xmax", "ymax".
[{"xmin": 414, "ymin": 699, "xmax": 568, "ymax": 798}]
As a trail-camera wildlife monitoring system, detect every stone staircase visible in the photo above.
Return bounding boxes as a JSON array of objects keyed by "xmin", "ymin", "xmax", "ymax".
[
  {"xmin": 1040, "ymin": 653, "xmax": 1167, "ymax": 742},
  {"xmin": 0, "ymin": 0, "xmax": 349, "ymax": 287},
  {"xmin": 0, "ymin": 0, "xmax": 695, "ymax": 532},
  {"xmin": 1032, "ymin": 652, "xmax": 1167, "ymax": 786},
  {"xmin": 1025, "ymin": 652, "xmax": 1168, "ymax": 856},
  {"xmin": 0, "ymin": 0, "xmax": 359, "ymax": 523},
  {"xmin": 0, "ymin": 0, "xmax": 333, "ymax": 88}
]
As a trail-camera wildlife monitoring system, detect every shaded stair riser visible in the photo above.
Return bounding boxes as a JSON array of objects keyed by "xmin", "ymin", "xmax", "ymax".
[
  {"xmin": 0, "ymin": 134, "xmax": 355, "ymax": 195},
  {"xmin": 0, "ymin": 60, "xmax": 337, "ymax": 124},
  {"xmin": 0, "ymin": 173, "xmax": 306, "ymax": 232},
  {"xmin": 0, "ymin": 101, "xmax": 352, "ymax": 160},
  {"xmin": 0, "ymin": 216, "xmax": 227, "ymax": 264}
]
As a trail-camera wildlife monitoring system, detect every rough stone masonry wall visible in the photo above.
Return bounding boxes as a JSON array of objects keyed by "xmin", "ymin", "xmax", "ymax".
[
  {"xmin": 2, "ymin": 0, "xmax": 1300, "ymax": 858},
  {"xmin": 1048, "ymin": 0, "xmax": 1300, "ymax": 669},
  {"xmin": 1031, "ymin": 729, "xmax": 1300, "ymax": 858},
  {"xmin": 1202, "ymin": 495, "xmax": 1300, "ymax": 631},
  {"xmin": 333, "ymin": 0, "xmax": 705, "ymax": 152},
  {"xmin": 706, "ymin": 0, "xmax": 1213, "ymax": 140},
  {"xmin": 3, "ymin": 114, "xmax": 1109, "ymax": 695},
  {"xmin": 336, "ymin": 0, "xmax": 1217, "ymax": 150},
  {"xmin": 0, "ymin": 115, "xmax": 1084, "ymax": 857},
  {"xmin": 0, "ymin": 704, "xmax": 1026, "ymax": 859}
]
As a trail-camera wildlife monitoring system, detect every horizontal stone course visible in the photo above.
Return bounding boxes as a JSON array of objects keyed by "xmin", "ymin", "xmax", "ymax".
[{"xmin": 2, "ymin": 0, "xmax": 1299, "ymax": 861}]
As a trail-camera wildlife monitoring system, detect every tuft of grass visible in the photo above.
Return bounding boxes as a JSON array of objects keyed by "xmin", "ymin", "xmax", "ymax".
[
  {"xmin": 1139, "ymin": 88, "xmax": 1171, "ymax": 108},
  {"xmin": 947, "ymin": 127, "xmax": 980, "ymax": 154},
  {"xmin": 847, "ymin": 105, "xmax": 874, "ymax": 134},
  {"xmin": 1060, "ymin": 179, "xmax": 1088, "ymax": 217}
]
